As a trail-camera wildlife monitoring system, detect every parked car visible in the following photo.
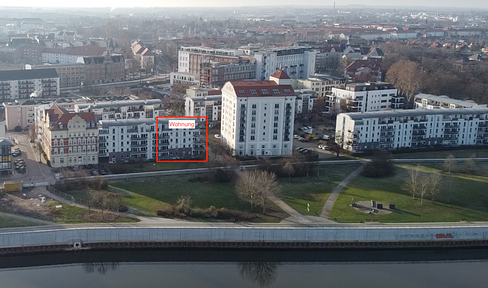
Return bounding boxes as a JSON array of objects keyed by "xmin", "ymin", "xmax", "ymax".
[
  {"xmin": 322, "ymin": 135, "xmax": 330, "ymax": 140},
  {"xmin": 293, "ymin": 134, "xmax": 300, "ymax": 139},
  {"xmin": 298, "ymin": 138, "xmax": 309, "ymax": 142},
  {"xmin": 301, "ymin": 149, "xmax": 309, "ymax": 154},
  {"xmin": 14, "ymin": 159, "xmax": 24, "ymax": 165},
  {"xmin": 99, "ymin": 169, "xmax": 107, "ymax": 175},
  {"xmin": 214, "ymin": 134, "xmax": 222, "ymax": 139},
  {"xmin": 91, "ymin": 170, "xmax": 99, "ymax": 176},
  {"xmin": 318, "ymin": 144, "xmax": 325, "ymax": 149}
]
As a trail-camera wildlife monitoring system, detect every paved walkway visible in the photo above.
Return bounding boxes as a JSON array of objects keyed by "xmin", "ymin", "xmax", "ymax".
[
  {"xmin": 269, "ymin": 195, "xmax": 313, "ymax": 224},
  {"xmin": 320, "ymin": 164, "xmax": 365, "ymax": 218}
]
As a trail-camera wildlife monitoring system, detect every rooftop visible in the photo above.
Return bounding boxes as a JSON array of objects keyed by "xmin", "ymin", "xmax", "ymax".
[
  {"xmin": 414, "ymin": 93, "xmax": 485, "ymax": 107},
  {"xmin": 0, "ymin": 68, "xmax": 58, "ymax": 81},
  {"xmin": 224, "ymin": 81, "xmax": 296, "ymax": 98},
  {"xmin": 76, "ymin": 99, "xmax": 162, "ymax": 110},
  {"xmin": 342, "ymin": 108, "xmax": 488, "ymax": 121}
]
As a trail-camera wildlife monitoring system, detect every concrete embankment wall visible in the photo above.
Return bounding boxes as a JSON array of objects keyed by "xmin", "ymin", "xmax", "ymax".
[{"xmin": 1, "ymin": 226, "xmax": 488, "ymax": 250}]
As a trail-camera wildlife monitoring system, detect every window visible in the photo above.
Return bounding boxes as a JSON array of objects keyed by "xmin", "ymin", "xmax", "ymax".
[
  {"xmin": 284, "ymin": 89, "xmax": 291, "ymax": 93},
  {"xmin": 261, "ymin": 89, "xmax": 269, "ymax": 94},
  {"xmin": 272, "ymin": 89, "xmax": 280, "ymax": 94},
  {"xmin": 250, "ymin": 89, "xmax": 257, "ymax": 95},
  {"xmin": 238, "ymin": 89, "xmax": 245, "ymax": 94}
]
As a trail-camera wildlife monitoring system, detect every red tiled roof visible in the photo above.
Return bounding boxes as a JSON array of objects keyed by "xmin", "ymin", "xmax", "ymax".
[
  {"xmin": 46, "ymin": 105, "xmax": 96, "ymax": 131},
  {"xmin": 226, "ymin": 81, "xmax": 295, "ymax": 97},
  {"xmin": 346, "ymin": 58, "xmax": 383, "ymax": 73},
  {"xmin": 208, "ymin": 90, "xmax": 222, "ymax": 96},
  {"xmin": 270, "ymin": 69, "xmax": 290, "ymax": 80}
]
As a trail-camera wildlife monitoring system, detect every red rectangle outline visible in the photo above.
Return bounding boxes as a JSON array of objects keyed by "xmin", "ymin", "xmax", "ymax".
[{"xmin": 156, "ymin": 116, "xmax": 208, "ymax": 162}]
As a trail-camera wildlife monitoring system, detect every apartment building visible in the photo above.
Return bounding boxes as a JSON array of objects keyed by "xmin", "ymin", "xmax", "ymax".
[
  {"xmin": 292, "ymin": 75, "xmax": 343, "ymax": 97},
  {"xmin": 295, "ymin": 89, "xmax": 317, "ymax": 115},
  {"xmin": 221, "ymin": 70, "xmax": 296, "ymax": 156},
  {"xmin": 336, "ymin": 108, "xmax": 488, "ymax": 153},
  {"xmin": 39, "ymin": 105, "xmax": 98, "ymax": 168},
  {"xmin": 414, "ymin": 94, "xmax": 487, "ymax": 110},
  {"xmin": 170, "ymin": 72, "xmax": 199, "ymax": 86},
  {"xmin": 30, "ymin": 63, "xmax": 85, "ymax": 88},
  {"xmin": 76, "ymin": 55, "xmax": 125, "ymax": 84},
  {"xmin": 75, "ymin": 99, "xmax": 164, "ymax": 121},
  {"xmin": 98, "ymin": 117, "xmax": 206, "ymax": 163},
  {"xmin": 41, "ymin": 46, "xmax": 106, "ymax": 64},
  {"xmin": 185, "ymin": 94, "xmax": 222, "ymax": 126},
  {"xmin": 0, "ymin": 68, "xmax": 60, "ymax": 100},
  {"xmin": 200, "ymin": 60, "xmax": 256, "ymax": 88},
  {"xmin": 254, "ymin": 47, "xmax": 316, "ymax": 81},
  {"xmin": 330, "ymin": 82, "xmax": 403, "ymax": 113},
  {"xmin": 131, "ymin": 40, "xmax": 154, "ymax": 72},
  {"xmin": 177, "ymin": 46, "xmax": 243, "ymax": 75}
]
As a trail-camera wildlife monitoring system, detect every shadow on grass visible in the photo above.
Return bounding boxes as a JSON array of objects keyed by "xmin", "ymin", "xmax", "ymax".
[{"xmin": 392, "ymin": 208, "xmax": 420, "ymax": 217}]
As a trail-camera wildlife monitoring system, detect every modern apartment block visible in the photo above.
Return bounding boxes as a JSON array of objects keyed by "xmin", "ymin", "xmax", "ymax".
[
  {"xmin": 414, "ymin": 94, "xmax": 487, "ymax": 110},
  {"xmin": 185, "ymin": 94, "xmax": 222, "ymax": 126},
  {"xmin": 39, "ymin": 105, "xmax": 98, "ymax": 168},
  {"xmin": 221, "ymin": 70, "xmax": 296, "ymax": 156},
  {"xmin": 98, "ymin": 117, "xmax": 206, "ymax": 163},
  {"xmin": 75, "ymin": 99, "xmax": 164, "ymax": 121},
  {"xmin": 330, "ymin": 82, "xmax": 403, "ymax": 113},
  {"xmin": 177, "ymin": 46, "xmax": 243, "ymax": 75},
  {"xmin": 292, "ymin": 75, "xmax": 343, "ymax": 97},
  {"xmin": 254, "ymin": 47, "xmax": 316, "ymax": 81},
  {"xmin": 336, "ymin": 108, "xmax": 488, "ymax": 153},
  {"xmin": 0, "ymin": 68, "xmax": 60, "ymax": 100},
  {"xmin": 295, "ymin": 89, "xmax": 317, "ymax": 115}
]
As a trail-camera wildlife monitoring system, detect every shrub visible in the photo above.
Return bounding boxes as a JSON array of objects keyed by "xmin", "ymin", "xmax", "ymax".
[
  {"xmin": 213, "ymin": 169, "xmax": 235, "ymax": 183},
  {"xmin": 118, "ymin": 205, "xmax": 128, "ymax": 212},
  {"xmin": 362, "ymin": 150, "xmax": 395, "ymax": 178},
  {"xmin": 14, "ymin": 126, "xmax": 22, "ymax": 132}
]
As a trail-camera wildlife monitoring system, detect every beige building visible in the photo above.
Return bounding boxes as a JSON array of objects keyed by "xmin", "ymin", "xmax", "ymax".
[
  {"xmin": 30, "ymin": 63, "xmax": 85, "ymax": 88},
  {"xmin": 40, "ymin": 105, "xmax": 98, "ymax": 168},
  {"xmin": 77, "ymin": 55, "xmax": 125, "ymax": 84}
]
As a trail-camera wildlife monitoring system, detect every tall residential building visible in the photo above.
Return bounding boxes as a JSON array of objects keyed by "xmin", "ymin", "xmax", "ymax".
[
  {"xmin": 199, "ymin": 60, "xmax": 256, "ymax": 88},
  {"xmin": 414, "ymin": 94, "xmax": 487, "ymax": 110},
  {"xmin": 221, "ymin": 70, "xmax": 296, "ymax": 156},
  {"xmin": 39, "ymin": 105, "xmax": 98, "ymax": 168},
  {"xmin": 336, "ymin": 108, "xmax": 488, "ymax": 153},
  {"xmin": 185, "ymin": 94, "xmax": 222, "ymax": 127},
  {"xmin": 254, "ymin": 47, "xmax": 317, "ymax": 81},
  {"xmin": 98, "ymin": 117, "xmax": 206, "ymax": 163},
  {"xmin": 177, "ymin": 47, "xmax": 243, "ymax": 74},
  {"xmin": 295, "ymin": 89, "xmax": 317, "ymax": 115},
  {"xmin": 330, "ymin": 82, "xmax": 403, "ymax": 113},
  {"xmin": 0, "ymin": 68, "xmax": 60, "ymax": 100},
  {"xmin": 75, "ymin": 99, "xmax": 164, "ymax": 121}
]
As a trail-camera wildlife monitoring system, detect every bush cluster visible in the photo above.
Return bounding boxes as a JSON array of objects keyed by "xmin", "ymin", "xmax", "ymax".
[
  {"xmin": 157, "ymin": 205, "xmax": 255, "ymax": 221},
  {"xmin": 53, "ymin": 178, "xmax": 108, "ymax": 192}
]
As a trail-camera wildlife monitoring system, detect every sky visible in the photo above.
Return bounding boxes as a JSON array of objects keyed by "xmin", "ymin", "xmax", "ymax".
[{"xmin": 1, "ymin": 0, "xmax": 488, "ymax": 8}]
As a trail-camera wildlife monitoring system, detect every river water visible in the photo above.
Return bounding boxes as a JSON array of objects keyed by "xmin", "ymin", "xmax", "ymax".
[{"xmin": 0, "ymin": 249, "xmax": 488, "ymax": 288}]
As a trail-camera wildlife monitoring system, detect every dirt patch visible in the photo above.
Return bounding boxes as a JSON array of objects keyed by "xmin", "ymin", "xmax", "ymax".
[
  {"xmin": 351, "ymin": 200, "xmax": 393, "ymax": 215},
  {"xmin": 0, "ymin": 188, "xmax": 55, "ymax": 220}
]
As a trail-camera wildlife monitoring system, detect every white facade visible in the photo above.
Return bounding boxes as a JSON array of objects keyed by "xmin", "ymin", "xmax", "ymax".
[
  {"xmin": 220, "ymin": 80, "xmax": 296, "ymax": 157},
  {"xmin": 254, "ymin": 47, "xmax": 316, "ymax": 81},
  {"xmin": 0, "ymin": 69, "xmax": 60, "ymax": 100},
  {"xmin": 75, "ymin": 99, "xmax": 164, "ymax": 121},
  {"xmin": 414, "ymin": 94, "xmax": 487, "ymax": 110},
  {"xmin": 185, "ymin": 95, "xmax": 222, "ymax": 125},
  {"xmin": 98, "ymin": 118, "xmax": 205, "ymax": 163},
  {"xmin": 295, "ymin": 90, "xmax": 317, "ymax": 115},
  {"xmin": 292, "ymin": 77, "xmax": 342, "ymax": 97},
  {"xmin": 336, "ymin": 108, "xmax": 488, "ymax": 152},
  {"xmin": 177, "ymin": 47, "xmax": 243, "ymax": 74},
  {"xmin": 330, "ymin": 82, "xmax": 401, "ymax": 113},
  {"xmin": 170, "ymin": 72, "xmax": 199, "ymax": 86},
  {"xmin": 41, "ymin": 53, "xmax": 80, "ymax": 64}
]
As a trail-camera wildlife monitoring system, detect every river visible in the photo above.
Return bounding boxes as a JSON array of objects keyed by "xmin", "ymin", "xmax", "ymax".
[{"xmin": 0, "ymin": 249, "xmax": 487, "ymax": 288}]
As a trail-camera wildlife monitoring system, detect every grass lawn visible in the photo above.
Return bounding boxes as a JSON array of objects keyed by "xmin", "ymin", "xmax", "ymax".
[
  {"xmin": 383, "ymin": 148, "xmax": 488, "ymax": 159},
  {"xmin": 111, "ymin": 175, "xmax": 288, "ymax": 223},
  {"xmin": 109, "ymin": 186, "xmax": 170, "ymax": 216},
  {"xmin": 0, "ymin": 214, "xmax": 44, "ymax": 228},
  {"xmin": 329, "ymin": 165, "xmax": 488, "ymax": 223},
  {"xmin": 46, "ymin": 201, "xmax": 139, "ymax": 224},
  {"xmin": 280, "ymin": 164, "xmax": 360, "ymax": 216},
  {"xmin": 109, "ymin": 161, "xmax": 209, "ymax": 173}
]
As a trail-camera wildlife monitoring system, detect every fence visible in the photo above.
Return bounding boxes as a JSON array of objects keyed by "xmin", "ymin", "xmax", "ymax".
[{"xmin": 46, "ymin": 186, "xmax": 77, "ymax": 206}]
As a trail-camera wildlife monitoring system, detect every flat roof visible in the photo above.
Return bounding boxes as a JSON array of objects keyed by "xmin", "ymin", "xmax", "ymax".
[
  {"xmin": 0, "ymin": 68, "xmax": 58, "ymax": 81},
  {"xmin": 188, "ymin": 95, "xmax": 222, "ymax": 101},
  {"xmin": 342, "ymin": 108, "xmax": 488, "ymax": 120},
  {"xmin": 77, "ymin": 99, "xmax": 162, "ymax": 110},
  {"xmin": 414, "ymin": 93, "xmax": 484, "ymax": 107},
  {"xmin": 99, "ymin": 119, "xmax": 155, "ymax": 127}
]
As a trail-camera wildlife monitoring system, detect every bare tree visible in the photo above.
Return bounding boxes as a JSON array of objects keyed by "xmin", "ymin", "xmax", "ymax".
[
  {"xmin": 238, "ymin": 262, "xmax": 279, "ymax": 288},
  {"xmin": 236, "ymin": 170, "xmax": 280, "ymax": 213},
  {"xmin": 418, "ymin": 175, "xmax": 429, "ymax": 205},
  {"xmin": 444, "ymin": 154, "xmax": 456, "ymax": 174},
  {"xmin": 282, "ymin": 161, "xmax": 295, "ymax": 182},
  {"xmin": 464, "ymin": 155, "xmax": 476, "ymax": 173},
  {"xmin": 386, "ymin": 60, "xmax": 424, "ymax": 105},
  {"xmin": 403, "ymin": 166, "xmax": 421, "ymax": 200},
  {"xmin": 427, "ymin": 173, "xmax": 442, "ymax": 203}
]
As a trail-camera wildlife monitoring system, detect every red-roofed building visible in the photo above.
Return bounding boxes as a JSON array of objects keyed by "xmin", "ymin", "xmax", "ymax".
[
  {"xmin": 131, "ymin": 40, "xmax": 155, "ymax": 73},
  {"xmin": 40, "ymin": 104, "xmax": 98, "ymax": 167},
  {"xmin": 220, "ymin": 70, "xmax": 296, "ymax": 156},
  {"xmin": 345, "ymin": 57, "xmax": 383, "ymax": 82}
]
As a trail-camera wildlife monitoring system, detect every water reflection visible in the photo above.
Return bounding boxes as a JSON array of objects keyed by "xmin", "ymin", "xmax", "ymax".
[
  {"xmin": 81, "ymin": 262, "xmax": 119, "ymax": 275},
  {"xmin": 238, "ymin": 262, "xmax": 280, "ymax": 287}
]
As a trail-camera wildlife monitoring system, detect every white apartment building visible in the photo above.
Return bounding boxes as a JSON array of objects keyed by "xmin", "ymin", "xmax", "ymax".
[
  {"xmin": 177, "ymin": 47, "xmax": 243, "ymax": 74},
  {"xmin": 330, "ymin": 82, "xmax": 403, "ymax": 113},
  {"xmin": 292, "ymin": 75, "xmax": 343, "ymax": 97},
  {"xmin": 295, "ymin": 89, "xmax": 317, "ymax": 115},
  {"xmin": 0, "ymin": 68, "xmax": 60, "ymax": 100},
  {"xmin": 254, "ymin": 47, "xmax": 317, "ymax": 81},
  {"xmin": 75, "ymin": 99, "xmax": 164, "ymax": 121},
  {"xmin": 414, "ymin": 94, "xmax": 487, "ymax": 110},
  {"xmin": 185, "ymin": 95, "xmax": 222, "ymax": 126},
  {"xmin": 170, "ymin": 72, "xmax": 199, "ymax": 86},
  {"xmin": 336, "ymin": 108, "xmax": 488, "ymax": 153},
  {"xmin": 221, "ymin": 70, "xmax": 296, "ymax": 156},
  {"xmin": 98, "ymin": 117, "xmax": 206, "ymax": 163}
]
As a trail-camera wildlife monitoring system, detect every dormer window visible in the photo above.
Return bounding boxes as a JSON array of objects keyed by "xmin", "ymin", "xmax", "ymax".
[{"xmin": 261, "ymin": 89, "xmax": 269, "ymax": 95}]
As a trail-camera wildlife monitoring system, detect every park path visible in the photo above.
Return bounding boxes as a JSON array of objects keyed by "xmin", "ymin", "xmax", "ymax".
[
  {"xmin": 320, "ymin": 164, "xmax": 365, "ymax": 218},
  {"xmin": 268, "ymin": 195, "xmax": 313, "ymax": 224}
]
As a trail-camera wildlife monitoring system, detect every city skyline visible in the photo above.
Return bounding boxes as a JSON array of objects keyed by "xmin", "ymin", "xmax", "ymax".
[{"xmin": 1, "ymin": 0, "xmax": 488, "ymax": 8}]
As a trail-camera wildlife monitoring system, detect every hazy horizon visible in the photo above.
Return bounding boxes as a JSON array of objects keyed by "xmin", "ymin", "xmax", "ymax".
[{"xmin": 1, "ymin": 0, "xmax": 487, "ymax": 9}]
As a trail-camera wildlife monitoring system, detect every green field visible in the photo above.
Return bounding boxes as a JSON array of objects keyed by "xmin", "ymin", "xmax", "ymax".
[
  {"xmin": 280, "ymin": 164, "xmax": 360, "ymax": 216},
  {"xmin": 384, "ymin": 148, "xmax": 488, "ymax": 159},
  {"xmin": 111, "ymin": 174, "xmax": 288, "ymax": 222},
  {"xmin": 329, "ymin": 165, "xmax": 488, "ymax": 223},
  {"xmin": 0, "ymin": 214, "xmax": 45, "ymax": 228}
]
